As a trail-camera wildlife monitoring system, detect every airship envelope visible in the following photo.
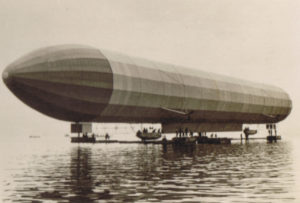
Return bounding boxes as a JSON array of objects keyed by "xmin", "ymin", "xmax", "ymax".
[{"xmin": 2, "ymin": 45, "xmax": 292, "ymax": 132}]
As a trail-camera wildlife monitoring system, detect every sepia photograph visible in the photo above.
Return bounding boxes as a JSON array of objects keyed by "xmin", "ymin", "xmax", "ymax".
[{"xmin": 0, "ymin": 0, "xmax": 299, "ymax": 202}]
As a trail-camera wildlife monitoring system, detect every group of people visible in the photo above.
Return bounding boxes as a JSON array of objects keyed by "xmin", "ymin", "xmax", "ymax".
[
  {"xmin": 175, "ymin": 128, "xmax": 194, "ymax": 137},
  {"xmin": 81, "ymin": 132, "xmax": 110, "ymax": 140},
  {"xmin": 82, "ymin": 133, "xmax": 95, "ymax": 139},
  {"xmin": 199, "ymin": 132, "xmax": 217, "ymax": 138},
  {"xmin": 175, "ymin": 129, "xmax": 218, "ymax": 138},
  {"xmin": 210, "ymin": 133, "xmax": 218, "ymax": 138},
  {"xmin": 142, "ymin": 128, "xmax": 161, "ymax": 134}
]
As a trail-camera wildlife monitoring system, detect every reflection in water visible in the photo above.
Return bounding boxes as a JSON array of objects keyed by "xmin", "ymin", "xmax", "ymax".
[
  {"xmin": 69, "ymin": 146, "xmax": 94, "ymax": 202},
  {"xmin": 0, "ymin": 141, "xmax": 296, "ymax": 202}
]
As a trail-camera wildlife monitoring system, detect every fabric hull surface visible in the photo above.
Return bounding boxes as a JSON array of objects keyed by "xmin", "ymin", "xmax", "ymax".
[{"xmin": 2, "ymin": 45, "xmax": 292, "ymax": 132}]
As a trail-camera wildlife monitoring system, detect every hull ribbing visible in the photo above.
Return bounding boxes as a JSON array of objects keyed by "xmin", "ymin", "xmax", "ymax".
[{"xmin": 2, "ymin": 45, "xmax": 292, "ymax": 129}]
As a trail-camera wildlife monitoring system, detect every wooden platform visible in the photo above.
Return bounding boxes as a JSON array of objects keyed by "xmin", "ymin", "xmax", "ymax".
[
  {"xmin": 231, "ymin": 136, "xmax": 282, "ymax": 141},
  {"xmin": 197, "ymin": 136, "xmax": 231, "ymax": 144},
  {"xmin": 71, "ymin": 137, "xmax": 232, "ymax": 145},
  {"xmin": 96, "ymin": 140, "xmax": 119, "ymax": 143},
  {"xmin": 71, "ymin": 137, "xmax": 95, "ymax": 143}
]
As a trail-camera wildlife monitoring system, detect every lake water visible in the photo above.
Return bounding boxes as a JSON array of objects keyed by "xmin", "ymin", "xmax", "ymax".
[{"xmin": 0, "ymin": 137, "xmax": 299, "ymax": 202}]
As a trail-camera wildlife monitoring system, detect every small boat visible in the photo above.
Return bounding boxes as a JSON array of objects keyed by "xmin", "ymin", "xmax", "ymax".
[
  {"xmin": 136, "ymin": 130, "xmax": 162, "ymax": 140},
  {"xmin": 243, "ymin": 127, "xmax": 257, "ymax": 136}
]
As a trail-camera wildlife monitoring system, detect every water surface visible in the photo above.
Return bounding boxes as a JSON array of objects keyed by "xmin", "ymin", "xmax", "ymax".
[{"xmin": 0, "ymin": 138, "xmax": 297, "ymax": 202}]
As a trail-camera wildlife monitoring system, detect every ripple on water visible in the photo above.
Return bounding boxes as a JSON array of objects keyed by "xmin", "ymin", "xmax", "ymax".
[{"xmin": 0, "ymin": 141, "xmax": 296, "ymax": 202}]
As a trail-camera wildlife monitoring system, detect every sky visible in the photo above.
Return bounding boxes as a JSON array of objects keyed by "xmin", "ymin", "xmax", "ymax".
[{"xmin": 0, "ymin": 0, "xmax": 299, "ymax": 140}]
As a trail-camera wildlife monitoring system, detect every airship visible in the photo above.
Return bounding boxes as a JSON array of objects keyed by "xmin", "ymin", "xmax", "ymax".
[{"xmin": 2, "ymin": 45, "xmax": 292, "ymax": 133}]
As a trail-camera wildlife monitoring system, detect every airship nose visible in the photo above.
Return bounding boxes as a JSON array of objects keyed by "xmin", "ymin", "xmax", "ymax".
[
  {"xmin": 2, "ymin": 63, "xmax": 16, "ymax": 89},
  {"xmin": 2, "ymin": 69, "xmax": 10, "ymax": 85},
  {"xmin": 2, "ymin": 45, "xmax": 113, "ymax": 122}
]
